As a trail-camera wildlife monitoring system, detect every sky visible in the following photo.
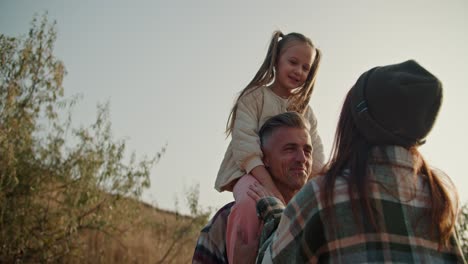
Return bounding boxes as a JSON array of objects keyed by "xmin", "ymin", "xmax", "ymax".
[{"xmin": 1, "ymin": 0, "xmax": 467, "ymax": 215}]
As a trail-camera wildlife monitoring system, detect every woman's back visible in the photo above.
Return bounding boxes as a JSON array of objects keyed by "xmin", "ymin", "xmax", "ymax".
[{"xmin": 316, "ymin": 146, "xmax": 463, "ymax": 263}]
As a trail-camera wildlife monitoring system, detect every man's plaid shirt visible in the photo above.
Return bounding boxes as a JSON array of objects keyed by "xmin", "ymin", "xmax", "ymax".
[{"xmin": 192, "ymin": 202, "xmax": 234, "ymax": 264}]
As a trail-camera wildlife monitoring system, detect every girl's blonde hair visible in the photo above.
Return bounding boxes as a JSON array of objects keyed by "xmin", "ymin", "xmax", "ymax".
[{"xmin": 226, "ymin": 30, "xmax": 322, "ymax": 136}]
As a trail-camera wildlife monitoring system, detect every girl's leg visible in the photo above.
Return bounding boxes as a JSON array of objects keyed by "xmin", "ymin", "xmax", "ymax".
[{"xmin": 226, "ymin": 174, "xmax": 261, "ymax": 264}]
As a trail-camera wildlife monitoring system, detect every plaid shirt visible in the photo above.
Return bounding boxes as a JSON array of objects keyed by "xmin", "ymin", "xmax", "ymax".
[
  {"xmin": 192, "ymin": 202, "xmax": 234, "ymax": 264},
  {"xmin": 256, "ymin": 146, "xmax": 466, "ymax": 263}
]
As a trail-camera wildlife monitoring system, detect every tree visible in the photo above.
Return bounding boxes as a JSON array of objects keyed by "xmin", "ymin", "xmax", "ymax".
[{"xmin": 0, "ymin": 14, "xmax": 160, "ymax": 262}]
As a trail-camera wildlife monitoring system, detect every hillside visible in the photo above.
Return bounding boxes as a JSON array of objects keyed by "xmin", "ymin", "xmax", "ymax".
[{"xmin": 66, "ymin": 196, "xmax": 208, "ymax": 264}]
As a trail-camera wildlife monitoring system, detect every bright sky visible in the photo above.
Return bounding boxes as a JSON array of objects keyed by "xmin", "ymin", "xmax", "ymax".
[{"xmin": 1, "ymin": 0, "xmax": 467, "ymax": 215}]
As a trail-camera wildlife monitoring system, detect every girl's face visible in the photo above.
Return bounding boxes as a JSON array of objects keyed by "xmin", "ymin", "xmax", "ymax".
[{"xmin": 272, "ymin": 41, "xmax": 314, "ymax": 97}]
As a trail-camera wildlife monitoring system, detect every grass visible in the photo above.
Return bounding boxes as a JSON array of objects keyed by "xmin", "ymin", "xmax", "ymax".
[{"xmin": 64, "ymin": 197, "xmax": 208, "ymax": 264}]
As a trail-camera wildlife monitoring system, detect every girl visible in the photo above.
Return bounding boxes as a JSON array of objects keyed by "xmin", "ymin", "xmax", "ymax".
[{"xmin": 214, "ymin": 30, "xmax": 325, "ymax": 263}]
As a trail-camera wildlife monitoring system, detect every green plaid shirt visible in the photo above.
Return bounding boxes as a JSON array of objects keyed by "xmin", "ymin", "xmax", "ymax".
[{"xmin": 256, "ymin": 146, "xmax": 466, "ymax": 263}]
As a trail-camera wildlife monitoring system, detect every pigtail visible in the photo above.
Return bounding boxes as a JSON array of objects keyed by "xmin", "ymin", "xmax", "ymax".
[
  {"xmin": 288, "ymin": 46, "xmax": 322, "ymax": 113},
  {"xmin": 225, "ymin": 30, "xmax": 283, "ymax": 136}
]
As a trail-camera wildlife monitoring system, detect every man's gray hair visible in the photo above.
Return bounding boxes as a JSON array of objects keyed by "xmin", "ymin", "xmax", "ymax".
[{"xmin": 259, "ymin": 112, "xmax": 310, "ymax": 147}]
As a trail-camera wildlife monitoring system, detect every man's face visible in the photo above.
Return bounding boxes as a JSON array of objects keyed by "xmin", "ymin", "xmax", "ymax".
[{"xmin": 262, "ymin": 127, "xmax": 312, "ymax": 192}]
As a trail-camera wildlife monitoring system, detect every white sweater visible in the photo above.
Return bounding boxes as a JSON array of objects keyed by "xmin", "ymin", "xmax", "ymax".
[{"xmin": 215, "ymin": 86, "xmax": 325, "ymax": 192}]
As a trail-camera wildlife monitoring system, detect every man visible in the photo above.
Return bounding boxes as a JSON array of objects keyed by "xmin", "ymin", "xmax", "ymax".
[{"xmin": 192, "ymin": 111, "xmax": 314, "ymax": 264}]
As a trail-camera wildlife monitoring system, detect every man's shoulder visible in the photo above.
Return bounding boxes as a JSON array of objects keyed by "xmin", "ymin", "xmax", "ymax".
[
  {"xmin": 192, "ymin": 202, "xmax": 234, "ymax": 264},
  {"xmin": 202, "ymin": 201, "xmax": 234, "ymax": 233}
]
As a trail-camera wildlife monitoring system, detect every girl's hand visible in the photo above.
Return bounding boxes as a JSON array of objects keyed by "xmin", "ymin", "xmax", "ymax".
[
  {"xmin": 250, "ymin": 166, "xmax": 285, "ymax": 203},
  {"xmin": 247, "ymin": 182, "xmax": 276, "ymax": 203},
  {"xmin": 268, "ymin": 185, "xmax": 286, "ymax": 204}
]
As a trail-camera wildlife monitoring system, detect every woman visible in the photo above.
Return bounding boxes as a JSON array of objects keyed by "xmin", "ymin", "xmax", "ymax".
[{"xmin": 247, "ymin": 60, "xmax": 466, "ymax": 263}]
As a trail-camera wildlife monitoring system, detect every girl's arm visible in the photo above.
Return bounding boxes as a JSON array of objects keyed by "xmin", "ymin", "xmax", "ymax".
[
  {"xmin": 306, "ymin": 107, "xmax": 325, "ymax": 178},
  {"xmin": 231, "ymin": 90, "xmax": 284, "ymax": 201}
]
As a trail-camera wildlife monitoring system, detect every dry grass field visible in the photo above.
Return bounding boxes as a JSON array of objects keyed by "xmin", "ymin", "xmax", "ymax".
[{"xmin": 64, "ymin": 198, "xmax": 208, "ymax": 264}]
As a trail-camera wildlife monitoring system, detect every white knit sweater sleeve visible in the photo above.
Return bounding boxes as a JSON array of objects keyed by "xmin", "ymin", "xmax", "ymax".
[
  {"xmin": 231, "ymin": 92, "xmax": 264, "ymax": 174},
  {"xmin": 306, "ymin": 106, "xmax": 325, "ymax": 174}
]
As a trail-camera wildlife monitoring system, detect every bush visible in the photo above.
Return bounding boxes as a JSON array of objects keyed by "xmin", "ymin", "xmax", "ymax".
[
  {"xmin": 0, "ymin": 14, "xmax": 159, "ymax": 262},
  {"xmin": 458, "ymin": 203, "xmax": 468, "ymax": 260}
]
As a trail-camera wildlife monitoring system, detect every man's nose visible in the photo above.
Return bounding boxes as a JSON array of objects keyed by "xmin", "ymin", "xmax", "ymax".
[{"xmin": 296, "ymin": 150, "xmax": 307, "ymax": 162}]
